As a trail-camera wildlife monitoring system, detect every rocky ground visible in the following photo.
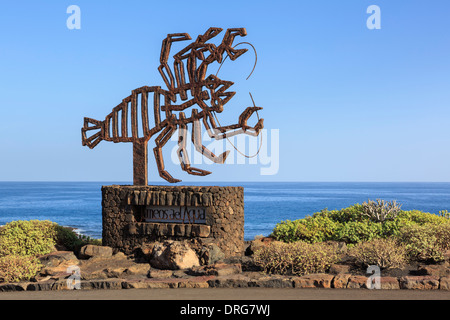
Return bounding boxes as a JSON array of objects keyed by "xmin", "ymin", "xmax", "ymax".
[{"xmin": 1, "ymin": 237, "xmax": 450, "ymax": 292}]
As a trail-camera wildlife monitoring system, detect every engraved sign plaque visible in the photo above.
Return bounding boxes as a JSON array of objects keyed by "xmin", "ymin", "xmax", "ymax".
[{"xmin": 144, "ymin": 206, "xmax": 206, "ymax": 224}]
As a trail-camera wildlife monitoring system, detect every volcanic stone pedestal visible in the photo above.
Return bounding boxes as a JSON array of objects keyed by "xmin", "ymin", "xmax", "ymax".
[{"xmin": 102, "ymin": 185, "xmax": 245, "ymax": 258}]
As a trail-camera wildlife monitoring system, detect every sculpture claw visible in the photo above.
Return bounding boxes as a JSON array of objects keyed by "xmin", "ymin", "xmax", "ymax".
[
  {"xmin": 186, "ymin": 167, "xmax": 212, "ymax": 176},
  {"xmin": 160, "ymin": 170, "xmax": 181, "ymax": 183}
]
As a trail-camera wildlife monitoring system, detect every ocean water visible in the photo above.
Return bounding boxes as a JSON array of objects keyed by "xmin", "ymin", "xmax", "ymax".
[{"xmin": 0, "ymin": 182, "xmax": 449, "ymax": 241}]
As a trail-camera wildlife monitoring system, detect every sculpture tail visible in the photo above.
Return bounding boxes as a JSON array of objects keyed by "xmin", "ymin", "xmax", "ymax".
[{"xmin": 82, "ymin": 117, "xmax": 104, "ymax": 149}]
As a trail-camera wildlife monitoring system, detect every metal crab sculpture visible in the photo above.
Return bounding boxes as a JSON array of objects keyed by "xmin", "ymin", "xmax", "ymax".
[{"xmin": 82, "ymin": 27, "xmax": 264, "ymax": 185}]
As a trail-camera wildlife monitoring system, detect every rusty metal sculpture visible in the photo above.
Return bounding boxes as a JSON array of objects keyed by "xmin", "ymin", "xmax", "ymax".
[{"xmin": 82, "ymin": 27, "xmax": 263, "ymax": 185}]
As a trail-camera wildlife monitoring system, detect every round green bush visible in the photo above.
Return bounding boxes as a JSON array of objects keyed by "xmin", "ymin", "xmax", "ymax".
[{"xmin": 0, "ymin": 220, "xmax": 56, "ymax": 257}]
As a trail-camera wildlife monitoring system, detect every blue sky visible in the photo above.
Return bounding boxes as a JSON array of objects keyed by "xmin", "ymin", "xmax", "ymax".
[{"xmin": 1, "ymin": 0, "xmax": 450, "ymax": 183}]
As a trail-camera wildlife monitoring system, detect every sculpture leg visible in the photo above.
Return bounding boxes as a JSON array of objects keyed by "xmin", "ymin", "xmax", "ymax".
[
  {"xmin": 153, "ymin": 125, "xmax": 181, "ymax": 183},
  {"xmin": 193, "ymin": 119, "xmax": 230, "ymax": 163},
  {"xmin": 178, "ymin": 124, "xmax": 211, "ymax": 176},
  {"xmin": 133, "ymin": 140, "xmax": 148, "ymax": 186}
]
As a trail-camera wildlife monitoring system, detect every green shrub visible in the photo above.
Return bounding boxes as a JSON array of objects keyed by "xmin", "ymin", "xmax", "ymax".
[
  {"xmin": 271, "ymin": 220, "xmax": 303, "ymax": 243},
  {"xmin": 348, "ymin": 237, "xmax": 408, "ymax": 269},
  {"xmin": 399, "ymin": 224, "xmax": 450, "ymax": 263},
  {"xmin": 0, "ymin": 220, "xmax": 102, "ymax": 283},
  {"xmin": 271, "ymin": 205, "xmax": 375, "ymax": 244},
  {"xmin": 271, "ymin": 202, "xmax": 450, "ymax": 246},
  {"xmin": 382, "ymin": 219, "xmax": 407, "ymax": 237},
  {"xmin": 253, "ymin": 241, "xmax": 339, "ymax": 276},
  {"xmin": 0, "ymin": 220, "xmax": 56, "ymax": 257},
  {"xmin": 438, "ymin": 210, "xmax": 450, "ymax": 219},
  {"xmin": 54, "ymin": 225, "xmax": 101, "ymax": 252},
  {"xmin": 271, "ymin": 214, "xmax": 339, "ymax": 244},
  {"xmin": 318, "ymin": 205, "xmax": 366, "ymax": 223},
  {"xmin": 332, "ymin": 221, "xmax": 382, "ymax": 245},
  {"xmin": 397, "ymin": 210, "xmax": 450, "ymax": 226},
  {"xmin": 0, "ymin": 255, "xmax": 43, "ymax": 283}
]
